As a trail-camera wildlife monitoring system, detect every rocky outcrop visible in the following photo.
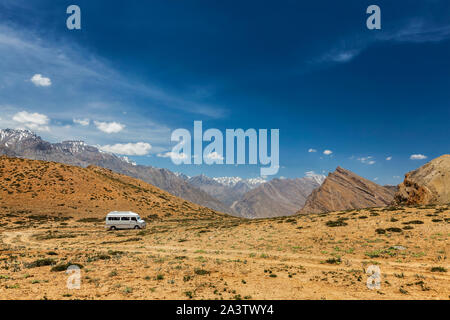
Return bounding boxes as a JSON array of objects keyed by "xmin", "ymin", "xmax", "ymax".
[
  {"xmin": 394, "ymin": 155, "xmax": 450, "ymax": 205},
  {"xmin": 298, "ymin": 167, "xmax": 395, "ymax": 214}
]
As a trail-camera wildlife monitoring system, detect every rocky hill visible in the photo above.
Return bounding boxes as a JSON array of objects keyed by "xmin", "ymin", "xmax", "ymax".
[
  {"xmin": 0, "ymin": 129, "xmax": 230, "ymax": 213},
  {"xmin": 298, "ymin": 167, "xmax": 395, "ymax": 214},
  {"xmin": 395, "ymin": 154, "xmax": 450, "ymax": 205},
  {"xmin": 0, "ymin": 156, "xmax": 227, "ymax": 219},
  {"xmin": 232, "ymin": 177, "xmax": 323, "ymax": 218}
]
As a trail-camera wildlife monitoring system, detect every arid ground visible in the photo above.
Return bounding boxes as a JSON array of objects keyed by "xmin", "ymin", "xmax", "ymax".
[{"xmin": 0, "ymin": 205, "xmax": 448, "ymax": 300}]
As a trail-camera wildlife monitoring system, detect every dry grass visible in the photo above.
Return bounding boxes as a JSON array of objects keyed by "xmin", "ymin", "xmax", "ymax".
[{"xmin": 0, "ymin": 205, "xmax": 448, "ymax": 300}]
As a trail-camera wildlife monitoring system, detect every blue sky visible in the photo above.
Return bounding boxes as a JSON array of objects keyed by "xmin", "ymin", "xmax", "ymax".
[{"xmin": 0, "ymin": 0, "xmax": 449, "ymax": 184}]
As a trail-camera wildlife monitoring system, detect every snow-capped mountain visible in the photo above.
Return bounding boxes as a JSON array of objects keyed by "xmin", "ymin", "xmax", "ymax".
[
  {"xmin": 173, "ymin": 172, "xmax": 191, "ymax": 180},
  {"xmin": 188, "ymin": 173, "xmax": 326, "ymax": 218},
  {"xmin": 232, "ymin": 177, "xmax": 324, "ymax": 218},
  {"xmin": 244, "ymin": 177, "xmax": 268, "ymax": 187},
  {"xmin": 186, "ymin": 175, "xmax": 267, "ymax": 209},
  {"xmin": 212, "ymin": 176, "xmax": 266, "ymax": 188},
  {"xmin": 56, "ymin": 141, "xmax": 90, "ymax": 154},
  {"xmin": 0, "ymin": 128, "xmax": 38, "ymax": 146}
]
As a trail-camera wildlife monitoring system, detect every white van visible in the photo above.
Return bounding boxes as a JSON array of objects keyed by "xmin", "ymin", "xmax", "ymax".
[{"xmin": 105, "ymin": 211, "xmax": 146, "ymax": 230}]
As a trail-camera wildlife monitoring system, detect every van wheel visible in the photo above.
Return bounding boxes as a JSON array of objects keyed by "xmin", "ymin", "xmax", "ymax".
[
  {"xmin": 110, "ymin": 226, "xmax": 117, "ymax": 231},
  {"xmin": 134, "ymin": 225, "xmax": 140, "ymax": 230}
]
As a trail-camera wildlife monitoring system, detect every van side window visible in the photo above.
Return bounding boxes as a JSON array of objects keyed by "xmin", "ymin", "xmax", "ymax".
[
  {"xmin": 121, "ymin": 217, "xmax": 130, "ymax": 221},
  {"xmin": 131, "ymin": 217, "xmax": 137, "ymax": 221}
]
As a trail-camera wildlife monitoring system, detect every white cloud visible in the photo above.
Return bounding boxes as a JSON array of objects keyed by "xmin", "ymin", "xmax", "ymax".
[
  {"xmin": 329, "ymin": 50, "xmax": 359, "ymax": 63},
  {"xmin": 410, "ymin": 154, "xmax": 427, "ymax": 160},
  {"xmin": 205, "ymin": 151, "xmax": 224, "ymax": 161},
  {"xmin": 323, "ymin": 150, "xmax": 333, "ymax": 155},
  {"xmin": 100, "ymin": 142, "xmax": 152, "ymax": 156},
  {"xmin": 94, "ymin": 121, "xmax": 125, "ymax": 134},
  {"xmin": 308, "ymin": 148, "xmax": 317, "ymax": 153},
  {"xmin": 73, "ymin": 118, "xmax": 90, "ymax": 126},
  {"xmin": 157, "ymin": 151, "xmax": 188, "ymax": 161},
  {"xmin": 12, "ymin": 110, "xmax": 50, "ymax": 131},
  {"xmin": 381, "ymin": 19, "xmax": 450, "ymax": 43},
  {"xmin": 30, "ymin": 74, "xmax": 51, "ymax": 87},
  {"xmin": 374, "ymin": 177, "xmax": 379, "ymax": 181},
  {"xmin": 357, "ymin": 156, "xmax": 376, "ymax": 165},
  {"xmin": 386, "ymin": 156, "xmax": 392, "ymax": 161},
  {"xmin": 314, "ymin": 18, "xmax": 450, "ymax": 72},
  {"xmin": 0, "ymin": 24, "xmax": 219, "ymax": 152}
]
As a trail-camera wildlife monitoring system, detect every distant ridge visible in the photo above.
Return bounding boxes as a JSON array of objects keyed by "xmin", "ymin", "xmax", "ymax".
[
  {"xmin": 187, "ymin": 174, "xmax": 265, "ymax": 208},
  {"xmin": 232, "ymin": 177, "xmax": 324, "ymax": 218}
]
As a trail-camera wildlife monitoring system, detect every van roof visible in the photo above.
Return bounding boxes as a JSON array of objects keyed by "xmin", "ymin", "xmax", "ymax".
[{"xmin": 107, "ymin": 211, "xmax": 140, "ymax": 216}]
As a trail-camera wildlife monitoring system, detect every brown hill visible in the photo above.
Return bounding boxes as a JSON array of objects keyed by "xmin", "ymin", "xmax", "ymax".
[
  {"xmin": 395, "ymin": 154, "xmax": 450, "ymax": 205},
  {"xmin": 0, "ymin": 156, "xmax": 227, "ymax": 219},
  {"xmin": 298, "ymin": 167, "xmax": 395, "ymax": 214}
]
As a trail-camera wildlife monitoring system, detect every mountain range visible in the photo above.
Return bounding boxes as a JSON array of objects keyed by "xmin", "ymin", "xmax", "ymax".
[
  {"xmin": 232, "ymin": 176, "xmax": 324, "ymax": 218},
  {"xmin": 0, "ymin": 129, "xmax": 230, "ymax": 213},
  {"xmin": 0, "ymin": 129, "xmax": 326, "ymax": 217},
  {"xmin": 4, "ymin": 128, "xmax": 448, "ymax": 218},
  {"xmin": 185, "ymin": 174, "xmax": 268, "ymax": 205}
]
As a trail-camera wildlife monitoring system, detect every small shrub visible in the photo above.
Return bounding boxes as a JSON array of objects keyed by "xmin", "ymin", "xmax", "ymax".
[
  {"xmin": 430, "ymin": 267, "xmax": 447, "ymax": 273},
  {"xmin": 194, "ymin": 269, "xmax": 210, "ymax": 276},
  {"xmin": 386, "ymin": 227, "xmax": 402, "ymax": 233},
  {"xmin": 325, "ymin": 257, "xmax": 341, "ymax": 264},
  {"xmin": 51, "ymin": 262, "xmax": 83, "ymax": 272},
  {"xmin": 326, "ymin": 220, "xmax": 348, "ymax": 227},
  {"xmin": 77, "ymin": 218, "xmax": 102, "ymax": 223},
  {"xmin": 26, "ymin": 258, "xmax": 56, "ymax": 268},
  {"xmin": 403, "ymin": 220, "xmax": 424, "ymax": 225}
]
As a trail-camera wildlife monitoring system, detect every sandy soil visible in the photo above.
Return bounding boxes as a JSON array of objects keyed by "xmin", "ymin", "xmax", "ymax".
[{"xmin": 0, "ymin": 205, "xmax": 448, "ymax": 300}]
